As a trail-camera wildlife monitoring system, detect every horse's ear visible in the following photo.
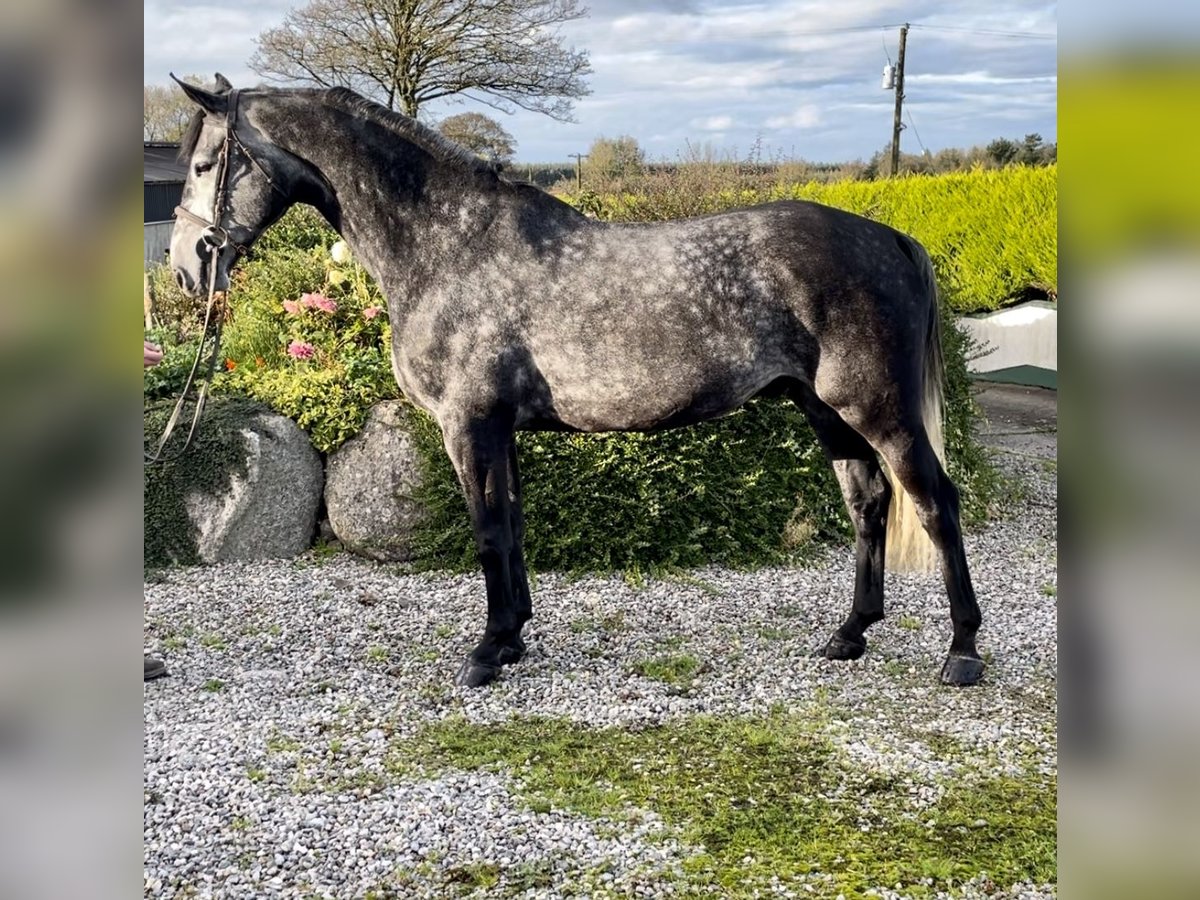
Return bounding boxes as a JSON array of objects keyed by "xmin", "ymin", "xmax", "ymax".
[
  {"xmin": 213, "ymin": 73, "xmax": 233, "ymax": 93},
  {"xmin": 170, "ymin": 73, "xmax": 228, "ymax": 115}
]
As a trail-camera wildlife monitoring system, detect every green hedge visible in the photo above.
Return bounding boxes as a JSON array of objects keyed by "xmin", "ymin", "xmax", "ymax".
[
  {"xmin": 568, "ymin": 165, "xmax": 1058, "ymax": 314},
  {"xmin": 147, "ymin": 191, "xmax": 1002, "ymax": 573}
]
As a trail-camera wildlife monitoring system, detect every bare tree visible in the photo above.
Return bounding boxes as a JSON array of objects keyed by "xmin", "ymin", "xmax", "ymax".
[
  {"xmin": 250, "ymin": 0, "xmax": 591, "ymax": 120},
  {"xmin": 437, "ymin": 112, "xmax": 516, "ymax": 163},
  {"xmin": 144, "ymin": 82, "xmax": 198, "ymax": 141}
]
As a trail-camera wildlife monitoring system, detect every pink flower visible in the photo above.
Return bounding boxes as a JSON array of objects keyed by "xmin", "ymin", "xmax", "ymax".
[
  {"xmin": 362, "ymin": 306, "xmax": 383, "ymax": 320},
  {"xmin": 300, "ymin": 292, "xmax": 337, "ymax": 314},
  {"xmin": 282, "ymin": 299, "xmax": 300, "ymax": 315},
  {"xmin": 287, "ymin": 340, "xmax": 315, "ymax": 359}
]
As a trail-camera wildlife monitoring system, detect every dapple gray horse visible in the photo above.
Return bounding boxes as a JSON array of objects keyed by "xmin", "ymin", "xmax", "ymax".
[{"xmin": 169, "ymin": 76, "xmax": 984, "ymax": 689}]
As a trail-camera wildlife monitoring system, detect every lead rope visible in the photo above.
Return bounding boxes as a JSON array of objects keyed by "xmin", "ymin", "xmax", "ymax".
[
  {"xmin": 143, "ymin": 244, "xmax": 228, "ymax": 464},
  {"xmin": 144, "ymin": 125, "xmax": 236, "ymax": 465}
]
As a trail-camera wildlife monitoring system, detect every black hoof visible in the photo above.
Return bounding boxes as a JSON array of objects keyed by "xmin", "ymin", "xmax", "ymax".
[
  {"xmin": 497, "ymin": 636, "xmax": 526, "ymax": 666},
  {"xmin": 820, "ymin": 633, "xmax": 867, "ymax": 661},
  {"xmin": 455, "ymin": 659, "xmax": 502, "ymax": 688},
  {"xmin": 940, "ymin": 653, "xmax": 985, "ymax": 686}
]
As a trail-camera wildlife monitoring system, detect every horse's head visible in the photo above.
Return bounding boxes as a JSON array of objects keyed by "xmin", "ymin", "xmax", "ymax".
[{"xmin": 169, "ymin": 75, "xmax": 293, "ymax": 296}]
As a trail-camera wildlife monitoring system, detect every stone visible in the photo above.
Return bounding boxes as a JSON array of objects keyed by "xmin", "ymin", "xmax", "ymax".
[
  {"xmin": 185, "ymin": 411, "xmax": 324, "ymax": 563},
  {"xmin": 323, "ymin": 401, "xmax": 427, "ymax": 562},
  {"xmin": 145, "ymin": 399, "xmax": 323, "ymax": 566}
]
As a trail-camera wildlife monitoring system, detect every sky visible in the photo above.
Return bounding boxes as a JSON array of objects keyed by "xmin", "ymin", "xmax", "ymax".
[{"xmin": 144, "ymin": 1, "xmax": 1057, "ymax": 164}]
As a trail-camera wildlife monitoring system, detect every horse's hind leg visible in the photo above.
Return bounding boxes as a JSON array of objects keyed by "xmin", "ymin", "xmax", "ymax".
[
  {"xmin": 441, "ymin": 415, "xmax": 530, "ymax": 687},
  {"xmin": 506, "ymin": 442, "xmax": 532, "ymax": 653},
  {"xmin": 795, "ymin": 391, "xmax": 891, "ymax": 660},
  {"xmin": 875, "ymin": 428, "xmax": 984, "ymax": 686}
]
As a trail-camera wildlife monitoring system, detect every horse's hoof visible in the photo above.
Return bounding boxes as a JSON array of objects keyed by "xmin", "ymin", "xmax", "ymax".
[
  {"xmin": 497, "ymin": 637, "xmax": 526, "ymax": 666},
  {"xmin": 455, "ymin": 659, "xmax": 502, "ymax": 688},
  {"xmin": 940, "ymin": 653, "xmax": 985, "ymax": 686},
  {"xmin": 820, "ymin": 633, "xmax": 867, "ymax": 661}
]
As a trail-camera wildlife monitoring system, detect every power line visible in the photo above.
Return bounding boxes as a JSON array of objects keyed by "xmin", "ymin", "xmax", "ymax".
[
  {"xmin": 906, "ymin": 109, "xmax": 929, "ymax": 156},
  {"xmin": 908, "ymin": 24, "xmax": 1056, "ymax": 40},
  {"xmin": 607, "ymin": 21, "xmax": 1055, "ymax": 44}
]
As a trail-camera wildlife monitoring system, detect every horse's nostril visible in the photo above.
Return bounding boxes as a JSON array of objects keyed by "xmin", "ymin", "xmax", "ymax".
[{"xmin": 175, "ymin": 270, "xmax": 185, "ymax": 290}]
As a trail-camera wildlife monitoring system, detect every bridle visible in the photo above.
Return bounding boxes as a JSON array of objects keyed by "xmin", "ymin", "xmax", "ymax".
[{"xmin": 146, "ymin": 89, "xmax": 287, "ymax": 464}]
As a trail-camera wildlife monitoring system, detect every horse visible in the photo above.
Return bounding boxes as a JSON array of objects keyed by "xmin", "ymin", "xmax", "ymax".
[{"xmin": 168, "ymin": 75, "xmax": 985, "ymax": 689}]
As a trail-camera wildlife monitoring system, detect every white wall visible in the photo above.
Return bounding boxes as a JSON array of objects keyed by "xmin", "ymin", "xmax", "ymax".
[{"xmin": 958, "ymin": 301, "xmax": 1057, "ymax": 374}]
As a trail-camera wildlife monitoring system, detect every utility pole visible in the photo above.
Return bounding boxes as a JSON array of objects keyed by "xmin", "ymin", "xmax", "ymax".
[
  {"xmin": 890, "ymin": 23, "xmax": 909, "ymax": 177},
  {"xmin": 569, "ymin": 152, "xmax": 586, "ymax": 192}
]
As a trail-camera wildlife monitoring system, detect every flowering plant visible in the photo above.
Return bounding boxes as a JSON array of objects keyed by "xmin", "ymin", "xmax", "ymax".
[{"xmin": 275, "ymin": 241, "xmax": 389, "ymax": 368}]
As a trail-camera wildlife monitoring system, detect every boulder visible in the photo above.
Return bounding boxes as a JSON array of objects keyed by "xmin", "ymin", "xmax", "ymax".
[
  {"xmin": 144, "ymin": 399, "xmax": 324, "ymax": 566},
  {"xmin": 324, "ymin": 401, "xmax": 427, "ymax": 562}
]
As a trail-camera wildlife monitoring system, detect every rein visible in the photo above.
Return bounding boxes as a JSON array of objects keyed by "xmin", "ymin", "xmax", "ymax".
[{"xmin": 145, "ymin": 90, "xmax": 283, "ymax": 465}]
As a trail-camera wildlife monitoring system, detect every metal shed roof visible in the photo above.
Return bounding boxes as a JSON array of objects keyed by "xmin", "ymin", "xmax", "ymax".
[{"xmin": 145, "ymin": 142, "xmax": 187, "ymax": 183}]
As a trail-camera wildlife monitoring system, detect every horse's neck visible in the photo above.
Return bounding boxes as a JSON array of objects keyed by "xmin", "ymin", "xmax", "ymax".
[{"xmin": 273, "ymin": 101, "xmax": 493, "ymax": 303}]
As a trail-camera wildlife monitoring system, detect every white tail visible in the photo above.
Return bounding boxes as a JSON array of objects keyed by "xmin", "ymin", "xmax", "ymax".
[{"xmin": 884, "ymin": 249, "xmax": 945, "ymax": 574}]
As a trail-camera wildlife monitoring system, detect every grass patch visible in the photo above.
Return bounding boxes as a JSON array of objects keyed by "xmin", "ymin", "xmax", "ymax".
[
  {"xmin": 898, "ymin": 615, "xmax": 923, "ymax": 631},
  {"xmin": 267, "ymin": 731, "xmax": 302, "ymax": 754},
  {"xmin": 366, "ymin": 645, "xmax": 390, "ymax": 663},
  {"xmin": 443, "ymin": 862, "xmax": 501, "ymax": 889},
  {"xmin": 394, "ymin": 713, "xmax": 1056, "ymax": 897},
  {"xmin": 1040, "ymin": 583, "xmax": 1057, "ymax": 597},
  {"xmin": 630, "ymin": 653, "xmax": 704, "ymax": 686},
  {"xmin": 569, "ymin": 611, "xmax": 628, "ymax": 634},
  {"xmin": 201, "ymin": 678, "xmax": 225, "ymax": 693},
  {"xmin": 756, "ymin": 625, "xmax": 791, "ymax": 641},
  {"xmin": 199, "ymin": 633, "xmax": 227, "ymax": 651}
]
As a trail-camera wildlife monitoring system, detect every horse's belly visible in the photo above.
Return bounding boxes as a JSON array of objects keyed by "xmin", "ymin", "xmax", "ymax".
[{"xmin": 532, "ymin": 374, "xmax": 759, "ymax": 433}]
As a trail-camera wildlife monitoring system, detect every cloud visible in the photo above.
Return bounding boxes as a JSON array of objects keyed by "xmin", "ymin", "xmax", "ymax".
[
  {"xmin": 692, "ymin": 115, "xmax": 735, "ymax": 131},
  {"xmin": 765, "ymin": 105, "xmax": 823, "ymax": 129}
]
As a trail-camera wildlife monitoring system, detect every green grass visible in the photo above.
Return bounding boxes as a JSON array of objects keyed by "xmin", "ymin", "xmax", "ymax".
[
  {"xmin": 569, "ymin": 611, "xmax": 628, "ymax": 634},
  {"xmin": 756, "ymin": 625, "xmax": 791, "ymax": 641},
  {"xmin": 267, "ymin": 731, "xmax": 302, "ymax": 754},
  {"xmin": 366, "ymin": 645, "xmax": 390, "ymax": 663},
  {"xmin": 392, "ymin": 713, "xmax": 1056, "ymax": 898},
  {"xmin": 630, "ymin": 653, "xmax": 704, "ymax": 686},
  {"xmin": 1040, "ymin": 583, "xmax": 1057, "ymax": 597},
  {"xmin": 199, "ymin": 633, "xmax": 227, "ymax": 651},
  {"xmin": 201, "ymin": 678, "xmax": 225, "ymax": 693},
  {"xmin": 897, "ymin": 615, "xmax": 924, "ymax": 631}
]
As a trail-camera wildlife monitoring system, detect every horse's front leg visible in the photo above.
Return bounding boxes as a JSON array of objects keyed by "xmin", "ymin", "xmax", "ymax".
[{"xmin": 442, "ymin": 415, "xmax": 529, "ymax": 687}]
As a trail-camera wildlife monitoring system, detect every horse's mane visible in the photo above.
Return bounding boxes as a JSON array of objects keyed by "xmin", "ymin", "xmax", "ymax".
[
  {"xmin": 178, "ymin": 86, "xmax": 503, "ymax": 180},
  {"xmin": 323, "ymin": 87, "xmax": 501, "ymax": 177}
]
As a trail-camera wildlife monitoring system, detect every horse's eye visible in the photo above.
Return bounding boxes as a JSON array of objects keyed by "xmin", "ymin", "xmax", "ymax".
[{"xmin": 194, "ymin": 161, "xmax": 214, "ymax": 176}]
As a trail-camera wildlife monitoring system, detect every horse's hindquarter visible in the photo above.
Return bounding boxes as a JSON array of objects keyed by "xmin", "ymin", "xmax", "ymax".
[{"xmin": 523, "ymin": 214, "xmax": 806, "ymax": 432}]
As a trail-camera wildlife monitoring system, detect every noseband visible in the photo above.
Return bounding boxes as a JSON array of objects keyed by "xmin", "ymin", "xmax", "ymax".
[{"xmin": 146, "ymin": 90, "xmax": 285, "ymax": 464}]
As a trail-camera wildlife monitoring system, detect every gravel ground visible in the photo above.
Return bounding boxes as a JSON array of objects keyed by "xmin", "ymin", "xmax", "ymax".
[{"xmin": 145, "ymin": 432, "xmax": 1057, "ymax": 899}]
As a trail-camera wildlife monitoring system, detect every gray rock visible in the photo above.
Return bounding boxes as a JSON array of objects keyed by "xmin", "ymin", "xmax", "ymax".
[
  {"xmin": 184, "ymin": 412, "xmax": 323, "ymax": 563},
  {"xmin": 324, "ymin": 401, "xmax": 427, "ymax": 562}
]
